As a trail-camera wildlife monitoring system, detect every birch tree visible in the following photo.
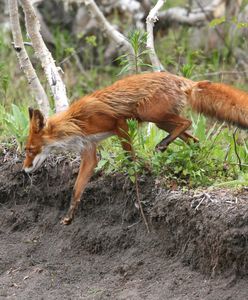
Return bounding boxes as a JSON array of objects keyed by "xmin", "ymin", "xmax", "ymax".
[
  {"xmin": 9, "ymin": 0, "xmax": 69, "ymax": 116},
  {"xmin": 146, "ymin": 0, "xmax": 165, "ymax": 72},
  {"xmin": 20, "ymin": 0, "xmax": 69, "ymax": 113},
  {"xmin": 9, "ymin": 0, "xmax": 50, "ymax": 117}
]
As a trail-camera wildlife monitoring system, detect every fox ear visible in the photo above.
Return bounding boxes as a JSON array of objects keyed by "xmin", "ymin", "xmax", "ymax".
[
  {"xmin": 32, "ymin": 109, "xmax": 45, "ymax": 133},
  {"xmin": 28, "ymin": 107, "xmax": 34, "ymax": 120}
]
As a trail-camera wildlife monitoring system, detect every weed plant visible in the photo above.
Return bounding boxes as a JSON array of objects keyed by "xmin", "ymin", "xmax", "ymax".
[
  {"xmin": 99, "ymin": 115, "xmax": 248, "ymax": 188},
  {"xmin": 0, "ymin": 104, "xmax": 29, "ymax": 151}
]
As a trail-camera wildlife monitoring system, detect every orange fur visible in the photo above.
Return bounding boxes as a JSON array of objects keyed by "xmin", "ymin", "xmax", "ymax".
[
  {"xmin": 189, "ymin": 81, "xmax": 248, "ymax": 128},
  {"xmin": 23, "ymin": 71, "xmax": 248, "ymax": 224}
]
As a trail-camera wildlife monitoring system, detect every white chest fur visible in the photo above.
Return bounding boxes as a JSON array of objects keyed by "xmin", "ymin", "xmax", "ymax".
[{"xmin": 48, "ymin": 132, "xmax": 113, "ymax": 153}]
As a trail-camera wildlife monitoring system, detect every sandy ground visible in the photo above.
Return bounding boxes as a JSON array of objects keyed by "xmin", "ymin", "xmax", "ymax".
[{"xmin": 0, "ymin": 152, "xmax": 248, "ymax": 299}]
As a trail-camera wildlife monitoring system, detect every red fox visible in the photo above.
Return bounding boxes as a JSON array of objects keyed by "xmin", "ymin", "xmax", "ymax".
[{"xmin": 23, "ymin": 72, "xmax": 248, "ymax": 224}]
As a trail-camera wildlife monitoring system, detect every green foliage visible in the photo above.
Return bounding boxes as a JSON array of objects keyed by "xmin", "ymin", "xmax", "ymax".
[
  {"xmin": 116, "ymin": 30, "xmax": 152, "ymax": 74},
  {"xmin": 0, "ymin": 62, "xmax": 10, "ymax": 98},
  {"xmin": 85, "ymin": 35, "xmax": 97, "ymax": 47},
  {"xmin": 214, "ymin": 173, "xmax": 248, "ymax": 188},
  {"xmin": 0, "ymin": 36, "xmax": 11, "ymax": 103},
  {"xmin": 180, "ymin": 63, "xmax": 195, "ymax": 78},
  {"xmin": 98, "ymin": 114, "xmax": 248, "ymax": 188},
  {"xmin": 0, "ymin": 104, "xmax": 5, "ymax": 137},
  {"xmin": 209, "ymin": 17, "xmax": 226, "ymax": 28},
  {"xmin": 96, "ymin": 119, "xmax": 145, "ymax": 183},
  {"xmin": 0, "ymin": 30, "xmax": 33, "ymax": 107},
  {"xmin": 210, "ymin": 16, "xmax": 248, "ymax": 30},
  {"xmin": 0, "ymin": 104, "xmax": 29, "ymax": 151},
  {"xmin": 53, "ymin": 28, "xmax": 76, "ymax": 62}
]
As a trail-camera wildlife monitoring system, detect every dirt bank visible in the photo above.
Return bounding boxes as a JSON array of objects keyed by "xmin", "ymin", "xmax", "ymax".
[{"xmin": 0, "ymin": 150, "xmax": 248, "ymax": 299}]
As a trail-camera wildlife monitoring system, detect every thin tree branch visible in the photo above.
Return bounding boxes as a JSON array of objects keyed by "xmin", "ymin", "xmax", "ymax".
[
  {"xmin": 81, "ymin": 0, "xmax": 135, "ymax": 62},
  {"xmin": 11, "ymin": 41, "xmax": 33, "ymax": 47},
  {"xmin": 9, "ymin": 0, "xmax": 50, "ymax": 117}
]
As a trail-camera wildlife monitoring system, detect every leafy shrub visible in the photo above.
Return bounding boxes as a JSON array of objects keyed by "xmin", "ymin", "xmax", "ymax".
[{"xmin": 0, "ymin": 104, "xmax": 29, "ymax": 151}]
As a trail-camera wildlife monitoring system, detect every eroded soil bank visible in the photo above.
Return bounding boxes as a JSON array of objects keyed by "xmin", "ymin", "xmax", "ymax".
[{"xmin": 0, "ymin": 151, "xmax": 248, "ymax": 300}]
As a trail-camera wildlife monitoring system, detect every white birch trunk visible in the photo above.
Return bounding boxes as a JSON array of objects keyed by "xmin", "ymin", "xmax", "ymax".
[
  {"xmin": 146, "ymin": 0, "xmax": 165, "ymax": 72},
  {"xmin": 146, "ymin": 0, "xmax": 165, "ymax": 134},
  {"xmin": 20, "ymin": 0, "xmax": 69, "ymax": 113},
  {"xmin": 9, "ymin": 0, "xmax": 50, "ymax": 117}
]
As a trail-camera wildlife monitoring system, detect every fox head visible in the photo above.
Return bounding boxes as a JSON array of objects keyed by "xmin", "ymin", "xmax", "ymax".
[{"xmin": 23, "ymin": 108, "xmax": 49, "ymax": 173}]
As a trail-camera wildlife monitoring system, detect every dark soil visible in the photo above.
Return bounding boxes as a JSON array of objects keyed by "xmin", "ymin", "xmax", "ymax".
[{"xmin": 0, "ymin": 150, "xmax": 248, "ymax": 300}]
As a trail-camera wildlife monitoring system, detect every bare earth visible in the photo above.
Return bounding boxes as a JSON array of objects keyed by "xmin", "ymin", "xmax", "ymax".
[{"xmin": 0, "ymin": 151, "xmax": 248, "ymax": 300}]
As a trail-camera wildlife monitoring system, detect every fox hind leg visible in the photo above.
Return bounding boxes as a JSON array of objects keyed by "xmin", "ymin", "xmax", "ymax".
[
  {"xmin": 115, "ymin": 119, "xmax": 135, "ymax": 160},
  {"xmin": 136, "ymin": 99, "xmax": 198, "ymax": 151},
  {"xmin": 155, "ymin": 114, "xmax": 198, "ymax": 152}
]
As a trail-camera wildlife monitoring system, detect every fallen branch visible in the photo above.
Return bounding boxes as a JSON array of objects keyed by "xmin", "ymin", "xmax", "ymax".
[
  {"xmin": 81, "ymin": 0, "xmax": 135, "ymax": 62},
  {"xmin": 9, "ymin": 0, "xmax": 50, "ymax": 117},
  {"xmin": 158, "ymin": 0, "xmax": 226, "ymax": 26}
]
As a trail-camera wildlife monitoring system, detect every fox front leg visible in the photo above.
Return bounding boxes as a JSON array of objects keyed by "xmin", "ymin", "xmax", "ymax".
[{"xmin": 61, "ymin": 145, "xmax": 98, "ymax": 225}]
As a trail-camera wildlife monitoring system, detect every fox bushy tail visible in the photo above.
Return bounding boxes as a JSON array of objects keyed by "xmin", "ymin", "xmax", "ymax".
[{"xmin": 187, "ymin": 81, "xmax": 248, "ymax": 129}]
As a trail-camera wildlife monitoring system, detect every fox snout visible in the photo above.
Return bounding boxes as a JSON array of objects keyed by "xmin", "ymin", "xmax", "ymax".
[
  {"xmin": 23, "ymin": 163, "xmax": 34, "ymax": 173},
  {"xmin": 23, "ymin": 156, "xmax": 34, "ymax": 173},
  {"xmin": 23, "ymin": 152, "xmax": 48, "ymax": 173}
]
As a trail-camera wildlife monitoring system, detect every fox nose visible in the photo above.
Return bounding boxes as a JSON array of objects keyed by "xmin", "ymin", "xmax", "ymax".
[{"xmin": 22, "ymin": 163, "xmax": 33, "ymax": 171}]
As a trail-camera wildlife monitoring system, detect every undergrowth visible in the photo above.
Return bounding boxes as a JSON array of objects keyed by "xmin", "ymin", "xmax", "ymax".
[
  {"xmin": 99, "ymin": 117, "xmax": 248, "ymax": 188},
  {"xmin": 1, "ymin": 14, "xmax": 248, "ymax": 188}
]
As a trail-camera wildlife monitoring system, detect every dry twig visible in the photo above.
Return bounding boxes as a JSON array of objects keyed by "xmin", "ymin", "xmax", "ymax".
[{"xmin": 232, "ymin": 127, "xmax": 242, "ymax": 171}]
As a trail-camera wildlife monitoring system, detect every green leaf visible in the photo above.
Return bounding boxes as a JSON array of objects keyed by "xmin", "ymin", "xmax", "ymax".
[
  {"xmin": 97, "ymin": 159, "xmax": 108, "ymax": 169},
  {"xmin": 129, "ymin": 175, "xmax": 135, "ymax": 183},
  {"xmin": 237, "ymin": 22, "xmax": 248, "ymax": 29},
  {"xmin": 209, "ymin": 17, "xmax": 226, "ymax": 28}
]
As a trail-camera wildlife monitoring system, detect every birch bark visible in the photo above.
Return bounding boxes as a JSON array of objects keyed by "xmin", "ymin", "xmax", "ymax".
[
  {"xmin": 146, "ymin": 0, "xmax": 165, "ymax": 72},
  {"xmin": 20, "ymin": 0, "xmax": 69, "ymax": 113},
  {"xmin": 9, "ymin": 0, "xmax": 50, "ymax": 117}
]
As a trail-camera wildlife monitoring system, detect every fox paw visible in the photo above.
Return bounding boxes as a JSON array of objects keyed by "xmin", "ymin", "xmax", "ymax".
[
  {"xmin": 61, "ymin": 216, "xmax": 72, "ymax": 225},
  {"xmin": 155, "ymin": 144, "xmax": 167, "ymax": 153}
]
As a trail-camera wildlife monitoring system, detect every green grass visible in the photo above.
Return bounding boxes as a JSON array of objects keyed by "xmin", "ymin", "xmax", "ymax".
[
  {"xmin": 0, "ymin": 103, "xmax": 29, "ymax": 151},
  {"xmin": 98, "ymin": 115, "xmax": 248, "ymax": 188}
]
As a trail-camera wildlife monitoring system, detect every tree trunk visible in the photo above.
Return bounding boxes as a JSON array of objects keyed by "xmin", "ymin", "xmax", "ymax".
[
  {"xmin": 20, "ymin": 0, "xmax": 69, "ymax": 113},
  {"xmin": 9, "ymin": 0, "xmax": 50, "ymax": 117}
]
